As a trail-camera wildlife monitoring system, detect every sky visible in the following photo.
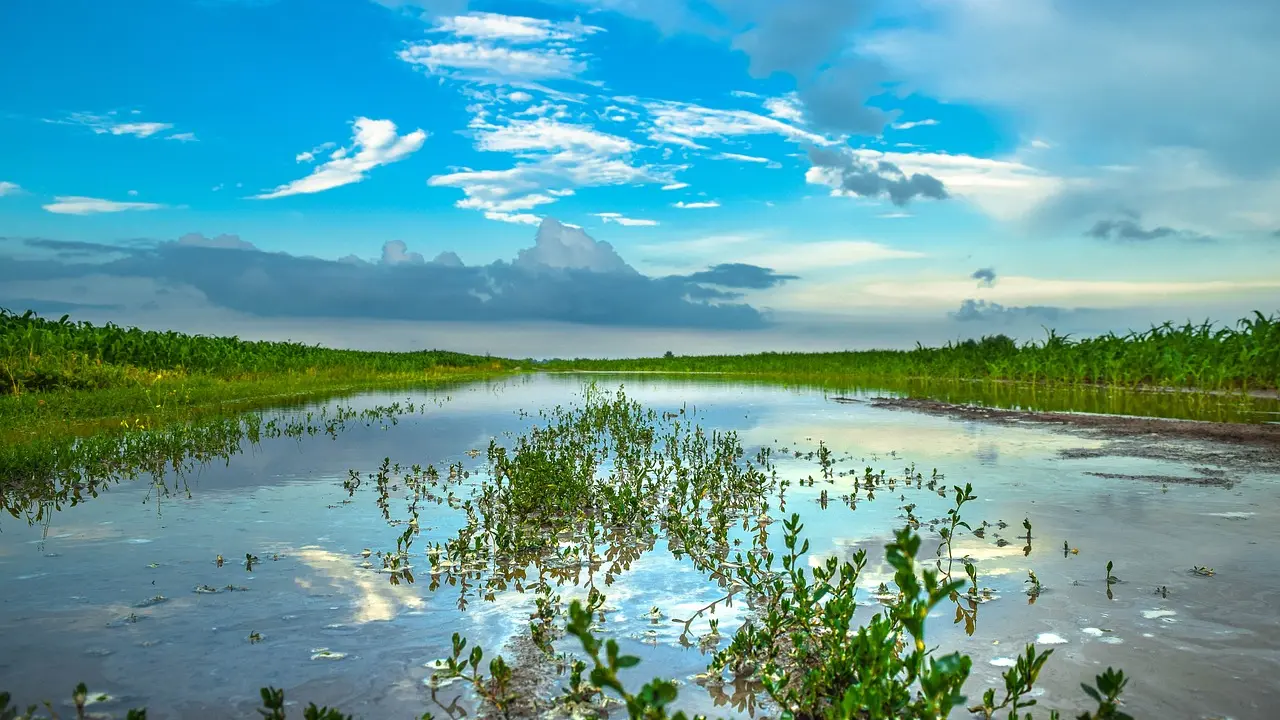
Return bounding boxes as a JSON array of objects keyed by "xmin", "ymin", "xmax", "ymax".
[{"xmin": 1, "ymin": 0, "xmax": 1278, "ymax": 356}]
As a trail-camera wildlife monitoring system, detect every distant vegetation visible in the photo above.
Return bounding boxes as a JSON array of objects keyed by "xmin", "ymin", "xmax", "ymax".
[
  {"xmin": 547, "ymin": 312, "xmax": 1280, "ymax": 392},
  {"xmin": 0, "ymin": 308, "xmax": 512, "ymax": 396},
  {"xmin": 0, "ymin": 308, "xmax": 515, "ymax": 435}
]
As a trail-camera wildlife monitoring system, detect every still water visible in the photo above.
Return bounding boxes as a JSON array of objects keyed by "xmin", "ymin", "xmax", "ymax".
[{"xmin": 2, "ymin": 375, "xmax": 1278, "ymax": 718}]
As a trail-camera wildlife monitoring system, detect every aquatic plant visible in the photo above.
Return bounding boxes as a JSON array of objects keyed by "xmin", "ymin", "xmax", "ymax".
[{"xmin": 1, "ymin": 399, "xmax": 425, "ymax": 526}]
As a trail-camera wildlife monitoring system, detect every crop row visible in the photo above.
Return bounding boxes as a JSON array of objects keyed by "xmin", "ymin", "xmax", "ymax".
[
  {"xmin": 0, "ymin": 308, "xmax": 512, "ymax": 394},
  {"xmin": 546, "ymin": 311, "xmax": 1280, "ymax": 391}
]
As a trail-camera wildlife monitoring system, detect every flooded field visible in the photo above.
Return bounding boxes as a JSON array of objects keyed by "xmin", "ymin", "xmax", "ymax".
[{"xmin": 3, "ymin": 374, "xmax": 1279, "ymax": 719}]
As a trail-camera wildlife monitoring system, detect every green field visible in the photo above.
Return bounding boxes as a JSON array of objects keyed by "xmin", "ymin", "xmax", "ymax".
[
  {"xmin": 5, "ymin": 307, "xmax": 1279, "ymax": 440},
  {"xmin": 545, "ymin": 312, "xmax": 1280, "ymax": 392}
]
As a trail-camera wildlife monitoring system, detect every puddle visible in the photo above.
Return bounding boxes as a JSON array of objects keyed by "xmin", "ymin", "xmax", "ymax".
[{"xmin": 1, "ymin": 375, "xmax": 1279, "ymax": 719}]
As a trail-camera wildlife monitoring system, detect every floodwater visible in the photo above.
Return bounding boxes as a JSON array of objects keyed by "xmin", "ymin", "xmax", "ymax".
[{"xmin": 2, "ymin": 374, "xmax": 1279, "ymax": 719}]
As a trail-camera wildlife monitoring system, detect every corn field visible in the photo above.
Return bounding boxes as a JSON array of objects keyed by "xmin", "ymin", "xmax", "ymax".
[
  {"xmin": 547, "ymin": 312, "xmax": 1280, "ymax": 391},
  {"xmin": 0, "ymin": 308, "xmax": 510, "ymax": 395}
]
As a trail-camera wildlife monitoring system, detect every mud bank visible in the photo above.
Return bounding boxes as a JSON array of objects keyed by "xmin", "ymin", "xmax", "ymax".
[{"xmin": 859, "ymin": 396, "xmax": 1280, "ymax": 471}]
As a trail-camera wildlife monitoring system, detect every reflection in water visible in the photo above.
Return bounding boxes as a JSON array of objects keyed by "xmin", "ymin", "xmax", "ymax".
[{"xmin": 0, "ymin": 375, "xmax": 1278, "ymax": 719}]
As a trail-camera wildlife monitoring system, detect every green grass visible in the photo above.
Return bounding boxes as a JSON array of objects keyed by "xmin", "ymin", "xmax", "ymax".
[{"xmin": 545, "ymin": 311, "xmax": 1280, "ymax": 392}]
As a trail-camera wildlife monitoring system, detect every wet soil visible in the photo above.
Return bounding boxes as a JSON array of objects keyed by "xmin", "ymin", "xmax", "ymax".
[{"xmin": 861, "ymin": 396, "xmax": 1280, "ymax": 471}]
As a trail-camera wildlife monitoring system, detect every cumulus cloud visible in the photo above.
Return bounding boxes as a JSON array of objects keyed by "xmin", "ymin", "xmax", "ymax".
[
  {"xmin": 674, "ymin": 200, "xmax": 720, "ymax": 209},
  {"xmin": 381, "ymin": 239, "xmax": 426, "ymax": 265},
  {"xmin": 516, "ymin": 217, "xmax": 635, "ymax": 273},
  {"xmin": 42, "ymin": 196, "xmax": 167, "ymax": 215},
  {"xmin": 807, "ymin": 147, "xmax": 947, "ymax": 206},
  {"xmin": 971, "ymin": 267, "xmax": 996, "ymax": 288},
  {"xmin": 0, "ymin": 219, "xmax": 772, "ymax": 329},
  {"xmin": 0, "ymin": 181, "xmax": 21, "ymax": 196},
  {"xmin": 661, "ymin": 182, "xmax": 689, "ymax": 191},
  {"xmin": 254, "ymin": 118, "xmax": 426, "ymax": 199}
]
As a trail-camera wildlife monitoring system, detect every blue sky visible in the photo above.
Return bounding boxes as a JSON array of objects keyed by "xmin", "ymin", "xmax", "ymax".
[{"xmin": 1, "ymin": 0, "xmax": 1278, "ymax": 354}]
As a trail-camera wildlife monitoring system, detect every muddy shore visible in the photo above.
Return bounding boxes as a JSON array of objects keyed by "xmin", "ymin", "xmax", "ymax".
[{"xmin": 850, "ymin": 396, "xmax": 1280, "ymax": 475}]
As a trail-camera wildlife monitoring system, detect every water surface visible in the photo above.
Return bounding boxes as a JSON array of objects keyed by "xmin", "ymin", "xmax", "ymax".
[{"xmin": 2, "ymin": 375, "xmax": 1278, "ymax": 718}]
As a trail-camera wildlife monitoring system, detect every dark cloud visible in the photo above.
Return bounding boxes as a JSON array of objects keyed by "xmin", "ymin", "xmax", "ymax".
[
  {"xmin": 724, "ymin": 0, "xmax": 865, "ymax": 78},
  {"xmin": 971, "ymin": 267, "xmax": 996, "ymax": 288},
  {"xmin": 680, "ymin": 263, "xmax": 798, "ymax": 289},
  {"xmin": 1084, "ymin": 216, "xmax": 1210, "ymax": 242},
  {"xmin": 14, "ymin": 237, "xmax": 135, "ymax": 259},
  {"xmin": 809, "ymin": 147, "xmax": 948, "ymax": 206},
  {"xmin": 712, "ymin": 0, "xmax": 888, "ymax": 135},
  {"xmin": 949, "ymin": 299, "xmax": 1065, "ymax": 324},
  {"xmin": 797, "ymin": 62, "xmax": 890, "ymax": 135},
  {"xmin": 0, "ymin": 220, "xmax": 773, "ymax": 330}
]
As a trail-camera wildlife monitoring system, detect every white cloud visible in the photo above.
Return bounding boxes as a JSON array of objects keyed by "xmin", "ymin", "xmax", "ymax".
[
  {"xmin": 475, "ymin": 117, "xmax": 636, "ymax": 155},
  {"xmin": 891, "ymin": 119, "xmax": 939, "ymax": 131},
  {"xmin": 42, "ymin": 195, "xmax": 166, "ymax": 215},
  {"xmin": 857, "ymin": 276, "xmax": 1280, "ymax": 309},
  {"xmin": 485, "ymin": 211, "xmax": 542, "ymax": 225},
  {"xmin": 674, "ymin": 200, "xmax": 720, "ymax": 209},
  {"xmin": 644, "ymin": 100, "xmax": 828, "ymax": 146},
  {"xmin": 713, "ymin": 152, "xmax": 781, "ymax": 168},
  {"xmin": 507, "ymin": 91, "xmax": 534, "ymax": 103},
  {"xmin": 399, "ymin": 41, "xmax": 588, "ymax": 82},
  {"xmin": 430, "ymin": 93, "xmax": 679, "ymax": 223},
  {"xmin": 254, "ymin": 118, "xmax": 426, "ymax": 199},
  {"xmin": 165, "ymin": 132, "xmax": 199, "ymax": 142},
  {"xmin": 763, "ymin": 95, "xmax": 804, "ymax": 123},
  {"xmin": 860, "ymin": 0, "xmax": 1280, "ymax": 233},
  {"xmin": 595, "ymin": 212, "xmax": 659, "ymax": 227},
  {"xmin": 0, "ymin": 181, "xmax": 20, "ymax": 196},
  {"xmin": 127, "ymin": 189, "xmax": 138, "ymax": 197},
  {"xmin": 434, "ymin": 12, "xmax": 603, "ymax": 43},
  {"xmin": 48, "ymin": 112, "xmax": 180, "ymax": 139},
  {"xmin": 661, "ymin": 182, "xmax": 689, "ymax": 191},
  {"xmin": 295, "ymin": 142, "xmax": 336, "ymax": 164},
  {"xmin": 742, "ymin": 241, "xmax": 925, "ymax": 273},
  {"xmin": 646, "ymin": 132, "xmax": 708, "ymax": 150}
]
